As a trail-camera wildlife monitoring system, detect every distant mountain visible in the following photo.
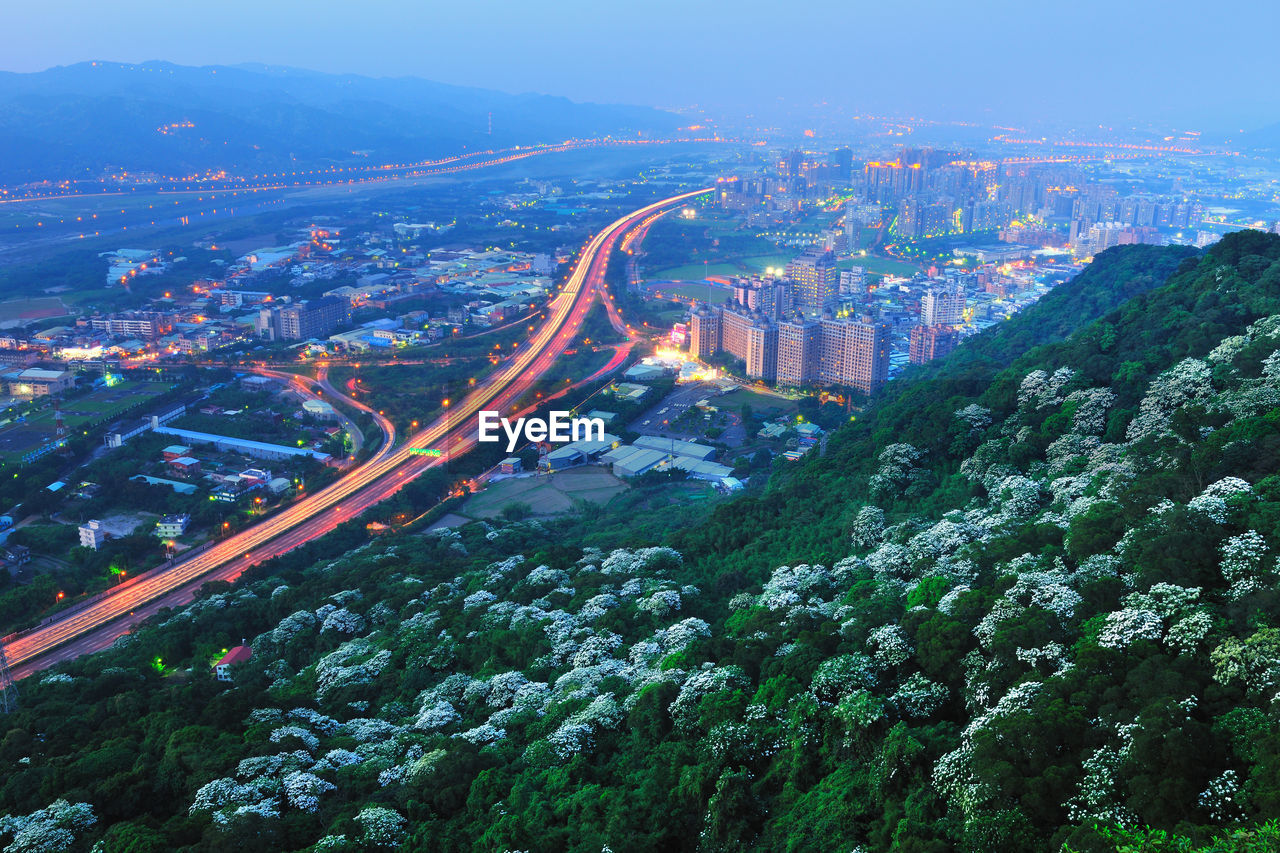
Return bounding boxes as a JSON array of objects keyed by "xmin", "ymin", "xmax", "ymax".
[
  {"xmin": 0, "ymin": 61, "xmax": 682, "ymax": 185},
  {"xmin": 1242, "ymin": 120, "xmax": 1280, "ymax": 151}
]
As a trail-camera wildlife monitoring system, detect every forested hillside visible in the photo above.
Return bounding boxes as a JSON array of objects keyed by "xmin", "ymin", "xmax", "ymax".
[{"xmin": 6, "ymin": 232, "xmax": 1280, "ymax": 852}]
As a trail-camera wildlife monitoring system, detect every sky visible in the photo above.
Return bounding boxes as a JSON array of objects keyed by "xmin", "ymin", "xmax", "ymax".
[{"xmin": 5, "ymin": 0, "xmax": 1280, "ymax": 132}]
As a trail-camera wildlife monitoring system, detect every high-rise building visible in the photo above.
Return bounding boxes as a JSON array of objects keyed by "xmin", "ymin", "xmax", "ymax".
[
  {"xmin": 818, "ymin": 316, "xmax": 891, "ymax": 394},
  {"xmin": 776, "ymin": 318, "xmax": 820, "ymax": 385},
  {"xmin": 719, "ymin": 307, "xmax": 776, "ymax": 380},
  {"xmin": 729, "ymin": 276, "xmax": 791, "ymax": 320},
  {"xmin": 781, "ymin": 149, "xmax": 804, "ymax": 179},
  {"xmin": 786, "ymin": 249, "xmax": 838, "ymax": 316},
  {"xmin": 689, "ymin": 304, "xmax": 721, "ymax": 358},
  {"xmin": 832, "ymin": 147, "xmax": 854, "ymax": 183},
  {"xmin": 693, "ymin": 306, "xmax": 888, "ymax": 393},
  {"xmin": 909, "ymin": 324, "xmax": 959, "ymax": 364},
  {"xmin": 744, "ymin": 321, "xmax": 778, "ymax": 381},
  {"xmin": 839, "ymin": 267, "xmax": 867, "ymax": 296},
  {"xmin": 920, "ymin": 285, "xmax": 965, "ymax": 326},
  {"xmin": 257, "ymin": 297, "xmax": 351, "ymax": 341}
]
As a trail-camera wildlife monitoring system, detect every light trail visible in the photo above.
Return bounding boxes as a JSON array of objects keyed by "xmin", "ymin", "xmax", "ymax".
[{"xmin": 4, "ymin": 186, "xmax": 713, "ymax": 678}]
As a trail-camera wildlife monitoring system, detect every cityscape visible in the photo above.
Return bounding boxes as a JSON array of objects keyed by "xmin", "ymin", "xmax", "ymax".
[{"xmin": 0, "ymin": 2, "xmax": 1279, "ymax": 851}]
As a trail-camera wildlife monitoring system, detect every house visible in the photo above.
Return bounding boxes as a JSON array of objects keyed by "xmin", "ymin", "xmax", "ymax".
[
  {"xmin": 161, "ymin": 444, "xmax": 193, "ymax": 462},
  {"xmin": 239, "ymin": 468, "xmax": 271, "ymax": 488},
  {"xmin": 155, "ymin": 514, "xmax": 190, "ymax": 539},
  {"xmin": 168, "ymin": 456, "xmax": 201, "ymax": 478},
  {"xmin": 214, "ymin": 645, "xmax": 253, "ymax": 682},
  {"xmin": 499, "ymin": 457, "xmax": 523, "ymax": 475}
]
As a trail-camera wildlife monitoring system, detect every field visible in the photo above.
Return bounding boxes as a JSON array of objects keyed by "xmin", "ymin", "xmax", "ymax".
[
  {"xmin": 0, "ymin": 379, "xmax": 172, "ymax": 461},
  {"xmin": 462, "ymin": 466, "xmax": 628, "ymax": 518},
  {"xmin": 840, "ymin": 255, "xmax": 921, "ymax": 276},
  {"xmin": 739, "ymin": 254, "xmax": 796, "ymax": 274},
  {"xmin": 650, "ymin": 262, "xmax": 742, "ymax": 281},
  {"xmin": 0, "ymin": 296, "xmax": 69, "ymax": 326},
  {"xmin": 649, "ymin": 282, "xmax": 730, "ymax": 303},
  {"xmin": 651, "ymin": 252, "xmax": 920, "ymax": 284},
  {"xmin": 718, "ymin": 387, "xmax": 799, "ymax": 416}
]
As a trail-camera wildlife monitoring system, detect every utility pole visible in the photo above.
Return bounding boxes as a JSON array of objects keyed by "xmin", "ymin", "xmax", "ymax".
[{"xmin": 0, "ymin": 642, "xmax": 18, "ymax": 714}]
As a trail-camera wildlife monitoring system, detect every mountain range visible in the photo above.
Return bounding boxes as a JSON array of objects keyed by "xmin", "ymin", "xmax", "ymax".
[{"xmin": 0, "ymin": 61, "xmax": 682, "ymax": 185}]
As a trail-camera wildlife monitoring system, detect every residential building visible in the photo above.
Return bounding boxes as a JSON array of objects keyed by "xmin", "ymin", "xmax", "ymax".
[
  {"xmin": 79, "ymin": 519, "xmax": 106, "ymax": 550},
  {"xmin": 818, "ymin": 316, "xmax": 891, "ymax": 393},
  {"xmin": 786, "ymin": 248, "xmax": 838, "ymax": 315},
  {"xmin": 689, "ymin": 304, "xmax": 721, "ymax": 358},
  {"xmin": 693, "ymin": 304, "xmax": 886, "ymax": 392},
  {"xmin": 87, "ymin": 312, "xmax": 172, "ymax": 339},
  {"xmin": 776, "ymin": 317, "xmax": 820, "ymax": 385},
  {"xmin": 920, "ymin": 285, "xmax": 965, "ymax": 326},
  {"xmin": 215, "ymin": 646, "xmax": 253, "ymax": 682},
  {"xmin": 155, "ymin": 514, "xmax": 190, "ymax": 539},
  {"xmin": 909, "ymin": 324, "xmax": 960, "ymax": 364},
  {"xmin": 256, "ymin": 297, "xmax": 350, "ymax": 341}
]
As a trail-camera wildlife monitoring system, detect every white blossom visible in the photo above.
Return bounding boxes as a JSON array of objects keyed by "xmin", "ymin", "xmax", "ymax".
[
  {"xmin": 1220, "ymin": 530, "xmax": 1270, "ymax": 599},
  {"xmin": 1199, "ymin": 770, "xmax": 1243, "ymax": 822},
  {"xmin": 1125, "ymin": 358, "xmax": 1213, "ymax": 441},
  {"xmin": 281, "ymin": 771, "xmax": 335, "ymax": 813},
  {"xmin": 1097, "ymin": 609, "xmax": 1164, "ymax": 650},
  {"xmin": 811, "ymin": 654, "xmax": 878, "ymax": 702},
  {"xmin": 891, "ymin": 673, "xmax": 948, "ymax": 717},
  {"xmin": 354, "ymin": 806, "xmax": 407, "ymax": 848}
]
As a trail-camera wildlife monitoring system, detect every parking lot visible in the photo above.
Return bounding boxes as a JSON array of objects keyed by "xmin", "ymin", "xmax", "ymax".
[{"xmin": 628, "ymin": 381, "xmax": 746, "ymax": 446}]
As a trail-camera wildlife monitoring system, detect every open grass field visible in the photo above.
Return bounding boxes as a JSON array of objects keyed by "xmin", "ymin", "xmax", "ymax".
[
  {"xmin": 739, "ymin": 254, "xmax": 796, "ymax": 274},
  {"xmin": 718, "ymin": 387, "xmax": 799, "ymax": 416},
  {"xmin": 0, "ymin": 296, "xmax": 69, "ymax": 325},
  {"xmin": 650, "ymin": 261, "xmax": 742, "ymax": 281},
  {"xmin": 462, "ymin": 466, "xmax": 628, "ymax": 518},
  {"xmin": 840, "ymin": 255, "xmax": 920, "ymax": 276},
  {"xmin": 649, "ymin": 282, "xmax": 731, "ymax": 303},
  {"xmin": 652, "ymin": 252, "xmax": 919, "ymax": 284},
  {"xmin": 0, "ymin": 380, "xmax": 172, "ymax": 461}
]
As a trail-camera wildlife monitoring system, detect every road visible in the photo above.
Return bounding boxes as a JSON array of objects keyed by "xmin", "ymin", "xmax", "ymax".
[
  {"xmin": 240, "ymin": 364, "xmax": 387, "ymax": 460},
  {"xmin": 3, "ymin": 186, "xmax": 712, "ymax": 679}
]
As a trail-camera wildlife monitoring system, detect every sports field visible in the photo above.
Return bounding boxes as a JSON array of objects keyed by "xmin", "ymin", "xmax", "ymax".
[
  {"xmin": 0, "ymin": 380, "xmax": 172, "ymax": 461},
  {"xmin": 0, "ymin": 297, "xmax": 69, "ymax": 326},
  {"xmin": 649, "ymin": 282, "xmax": 731, "ymax": 303}
]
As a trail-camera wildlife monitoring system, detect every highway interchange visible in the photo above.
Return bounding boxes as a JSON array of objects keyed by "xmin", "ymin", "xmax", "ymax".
[{"xmin": 3, "ymin": 186, "xmax": 712, "ymax": 679}]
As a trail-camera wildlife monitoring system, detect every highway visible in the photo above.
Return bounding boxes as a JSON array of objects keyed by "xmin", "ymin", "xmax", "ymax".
[{"xmin": 3, "ymin": 186, "xmax": 713, "ymax": 679}]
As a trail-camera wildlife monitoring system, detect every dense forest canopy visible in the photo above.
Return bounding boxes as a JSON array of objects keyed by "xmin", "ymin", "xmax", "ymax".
[{"xmin": 6, "ymin": 232, "xmax": 1280, "ymax": 852}]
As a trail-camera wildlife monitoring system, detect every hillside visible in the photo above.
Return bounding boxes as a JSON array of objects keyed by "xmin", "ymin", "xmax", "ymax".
[
  {"xmin": 0, "ymin": 61, "xmax": 682, "ymax": 185},
  {"xmin": 7, "ymin": 232, "xmax": 1280, "ymax": 852}
]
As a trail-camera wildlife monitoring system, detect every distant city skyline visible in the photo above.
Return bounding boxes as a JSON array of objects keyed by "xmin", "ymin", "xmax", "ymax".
[{"xmin": 6, "ymin": 0, "xmax": 1280, "ymax": 132}]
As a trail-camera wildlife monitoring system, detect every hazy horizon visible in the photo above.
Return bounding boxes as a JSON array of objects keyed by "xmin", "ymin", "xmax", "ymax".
[{"xmin": 7, "ymin": 0, "xmax": 1280, "ymax": 133}]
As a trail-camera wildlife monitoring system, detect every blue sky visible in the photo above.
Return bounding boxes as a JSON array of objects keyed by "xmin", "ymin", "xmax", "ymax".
[{"xmin": 6, "ymin": 0, "xmax": 1279, "ymax": 130}]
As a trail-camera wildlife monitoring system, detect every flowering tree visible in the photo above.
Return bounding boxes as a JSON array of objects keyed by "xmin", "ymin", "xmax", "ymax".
[
  {"xmin": 850, "ymin": 505, "xmax": 887, "ymax": 550},
  {"xmin": 1220, "ymin": 531, "xmax": 1270, "ymax": 599},
  {"xmin": 869, "ymin": 444, "xmax": 930, "ymax": 500},
  {"xmin": 0, "ymin": 800, "xmax": 96, "ymax": 853},
  {"xmin": 354, "ymin": 806, "xmax": 407, "ymax": 848}
]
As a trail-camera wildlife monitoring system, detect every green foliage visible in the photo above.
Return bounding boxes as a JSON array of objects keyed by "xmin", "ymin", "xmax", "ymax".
[{"xmin": 8, "ymin": 233, "xmax": 1280, "ymax": 851}]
